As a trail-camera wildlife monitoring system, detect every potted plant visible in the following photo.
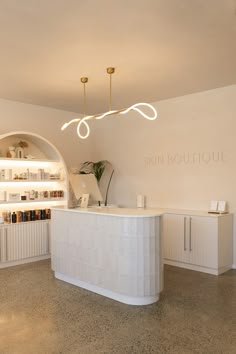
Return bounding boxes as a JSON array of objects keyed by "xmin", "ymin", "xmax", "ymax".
[{"xmin": 79, "ymin": 160, "xmax": 114, "ymax": 206}]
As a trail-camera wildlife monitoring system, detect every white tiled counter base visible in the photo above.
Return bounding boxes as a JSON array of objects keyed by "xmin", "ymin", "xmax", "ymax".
[{"xmin": 51, "ymin": 208, "xmax": 163, "ymax": 305}]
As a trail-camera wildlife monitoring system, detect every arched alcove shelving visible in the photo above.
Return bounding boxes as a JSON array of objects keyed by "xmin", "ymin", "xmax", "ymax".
[{"xmin": 0, "ymin": 131, "xmax": 69, "ymax": 268}]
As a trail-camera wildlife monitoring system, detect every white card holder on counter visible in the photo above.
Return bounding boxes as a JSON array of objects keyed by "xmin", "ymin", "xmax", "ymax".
[
  {"xmin": 137, "ymin": 194, "xmax": 145, "ymax": 208},
  {"xmin": 208, "ymin": 200, "xmax": 228, "ymax": 214},
  {"xmin": 210, "ymin": 200, "xmax": 218, "ymax": 212},
  {"xmin": 80, "ymin": 193, "xmax": 89, "ymax": 208},
  {"xmin": 218, "ymin": 200, "xmax": 227, "ymax": 213}
]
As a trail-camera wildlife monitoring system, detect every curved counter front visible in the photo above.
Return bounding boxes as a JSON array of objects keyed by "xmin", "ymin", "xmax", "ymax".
[{"xmin": 51, "ymin": 207, "xmax": 164, "ymax": 305}]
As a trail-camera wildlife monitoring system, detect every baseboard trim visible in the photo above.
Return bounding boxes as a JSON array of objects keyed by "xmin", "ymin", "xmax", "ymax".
[
  {"xmin": 55, "ymin": 272, "xmax": 160, "ymax": 306},
  {"xmin": 0, "ymin": 254, "xmax": 50, "ymax": 269},
  {"xmin": 164, "ymin": 259, "xmax": 232, "ymax": 275}
]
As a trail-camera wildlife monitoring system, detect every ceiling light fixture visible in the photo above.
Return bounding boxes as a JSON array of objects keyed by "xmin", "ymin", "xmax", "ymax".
[{"xmin": 61, "ymin": 67, "xmax": 158, "ymax": 139}]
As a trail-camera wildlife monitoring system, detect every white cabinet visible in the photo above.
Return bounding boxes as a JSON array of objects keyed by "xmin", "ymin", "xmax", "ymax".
[
  {"xmin": 0, "ymin": 220, "xmax": 50, "ymax": 267},
  {"xmin": 163, "ymin": 213, "xmax": 233, "ymax": 275}
]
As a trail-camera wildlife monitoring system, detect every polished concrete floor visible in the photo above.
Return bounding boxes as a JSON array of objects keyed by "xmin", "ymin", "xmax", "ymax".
[{"xmin": 0, "ymin": 260, "xmax": 235, "ymax": 354}]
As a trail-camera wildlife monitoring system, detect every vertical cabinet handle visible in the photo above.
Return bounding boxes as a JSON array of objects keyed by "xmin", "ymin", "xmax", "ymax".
[
  {"xmin": 184, "ymin": 216, "xmax": 187, "ymax": 251},
  {"xmin": 47, "ymin": 221, "xmax": 50, "ymax": 254},
  {"xmin": 189, "ymin": 217, "xmax": 192, "ymax": 251}
]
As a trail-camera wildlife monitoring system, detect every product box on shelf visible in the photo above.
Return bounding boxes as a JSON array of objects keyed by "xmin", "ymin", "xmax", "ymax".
[
  {"xmin": 8, "ymin": 193, "xmax": 21, "ymax": 202},
  {"xmin": 0, "ymin": 190, "xmax": 6, "ymax": 201},
  {"xmin": 0, "ymin": 169, "xmax": 5, "ymax": 181}
]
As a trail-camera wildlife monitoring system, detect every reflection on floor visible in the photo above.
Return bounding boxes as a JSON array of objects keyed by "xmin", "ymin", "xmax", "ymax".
[{"xmin": 0, "ymin": 260, "xmax": 236, "ymax": 354}]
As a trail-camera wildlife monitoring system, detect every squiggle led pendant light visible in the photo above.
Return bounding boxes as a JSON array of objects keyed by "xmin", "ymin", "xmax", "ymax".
[{"xmin": 61, "ymin": 67, "xmax": 158, "ymax": 139}]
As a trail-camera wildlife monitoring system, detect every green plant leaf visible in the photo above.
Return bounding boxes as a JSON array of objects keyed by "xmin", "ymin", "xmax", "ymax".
[{"xmin": 79, "ymin": 160, "xmax": 111, "ymax": 182}]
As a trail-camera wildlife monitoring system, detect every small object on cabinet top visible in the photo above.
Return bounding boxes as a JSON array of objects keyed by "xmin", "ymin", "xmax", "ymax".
[{"xmin": 25, "ymin": 155, "xmax": 35, "ymax": 159}]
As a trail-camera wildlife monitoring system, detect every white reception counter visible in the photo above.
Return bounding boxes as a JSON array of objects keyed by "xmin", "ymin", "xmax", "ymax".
[{"xmin": 51, "ymin": 207, "xmax": 164, "ymax": 305}]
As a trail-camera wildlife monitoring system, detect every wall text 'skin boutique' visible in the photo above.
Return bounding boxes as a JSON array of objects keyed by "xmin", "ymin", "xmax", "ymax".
[{"xmin": 145, "ymin": 151, "xmax": 226, "ymax": 167}]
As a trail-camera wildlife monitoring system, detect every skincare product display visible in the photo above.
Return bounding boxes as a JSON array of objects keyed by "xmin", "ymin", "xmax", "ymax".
[
  {"xmin": 22, "ymin": 190, "xmax": 64, "ymax": 200},
  {"xmin": 1, "ymin": 208, "xmax": 51, "ymax": 224},
  {"xmin": 0, "ymin": 168, "xmax": 61, "ymax": 181},
  {"xmin": 0, "ymin": 132, "xmax": 68, "ymax": 270},
  {"xmin": 0, "ymin": 190, "xmax": 64, "ymax": 202}
]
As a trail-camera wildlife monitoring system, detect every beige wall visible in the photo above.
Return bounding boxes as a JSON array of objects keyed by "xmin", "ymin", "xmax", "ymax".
[
  {"xmin": 0, "ymin": 98, "xmax": 93, "ymax": 166},
  {"xmin": 0, "ymin": 85, "xmax": 235, "ymax": 266},
  {"xmin": 91, "ymin": 85, "xmax": 236, "ymax": 266}
]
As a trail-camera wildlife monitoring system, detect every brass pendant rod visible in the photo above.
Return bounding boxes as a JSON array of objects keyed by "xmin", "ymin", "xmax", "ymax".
[
  {"xmin": 106, "ymin": 67, "xmax": 115, "ymax": 112},
  {"xmin": 83, "ymin": 82, "xmax": 86, "ymax": 116},
  {"xmin": 109, "ymin": 72, "xmax": 112, "ymax": 111},
  {"xmin": 81, "ymin": 77, "xmax": 88, "ymax": 117}
]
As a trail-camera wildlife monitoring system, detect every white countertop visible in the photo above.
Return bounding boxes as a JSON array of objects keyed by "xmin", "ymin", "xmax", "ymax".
[
  {"xmin": 52, "ymin": 206, "xmax": 232, "ymax": 218},
  {"xmin": 161, "ymin": 208, "xmax": 231, "ymax": 217},
  {"xmin": 53, "ymin": 206, "xmax": 163, "ymax": 217}
]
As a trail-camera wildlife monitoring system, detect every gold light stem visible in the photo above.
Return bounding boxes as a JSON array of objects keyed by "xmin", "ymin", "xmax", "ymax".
[
  {"xmin": 109, "ymin": 72, "xmax": 112, "ymax": 111},
  {"xmin": 81, "ymin": 77, "xmax": 88, "ymax": 117},
  {"xmin": 83, "ymin": 82, "xmax": 86, "ymax": 116},
  {"xmin": 107, "ymin": 67, "xmax": 115, "ymax": 111}
]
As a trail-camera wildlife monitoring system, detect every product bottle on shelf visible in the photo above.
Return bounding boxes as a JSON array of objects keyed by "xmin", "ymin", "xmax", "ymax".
[
  {"xmin": 6, "ymin": 210, "xmax": 11, "ymax": 224},
  {"xmin": 16, "ymin": 211, "xmax": 22, "ymax": 222},
  {"xmin": 12, "ymin": 212, "xmax": 17, "ymax": 223}
]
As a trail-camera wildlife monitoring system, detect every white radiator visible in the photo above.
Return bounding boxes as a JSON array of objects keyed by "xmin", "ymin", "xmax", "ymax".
[{"xmin": 1, "ymin": 221, "xmax": 50, "ymax": 262}]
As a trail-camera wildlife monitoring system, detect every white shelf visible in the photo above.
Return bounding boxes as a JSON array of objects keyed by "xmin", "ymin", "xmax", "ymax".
[
  {"xmin": 0, "ymin": 158, "xmax": 60, "ymax": 168},
  {"xmin": 0, "ymin": 157, "xmax": 59, "ymax": 163},
  {"xmin": 0, "ymin": 219, "xmax": 50, "ymax": 226},
  {"xmin": 0, "ymin": 198, "xmax": 65, "ymax": 205},
  {"xmin": 0, "ymin": 179, "xmax": 63, "ymax": 183}
]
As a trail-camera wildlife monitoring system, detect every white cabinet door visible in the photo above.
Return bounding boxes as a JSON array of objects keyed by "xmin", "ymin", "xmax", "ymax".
[
  {"xmin": 163, "ymin": 214, "xmax": 221, "ymax": 272},
  {"xmin": 163, "ymin": 214, "xmax": 189, "ymax": 263},
  {"xmin": 189, "ymin": 216, "xmax": 218, "ymax": 269},
  {"xmin": 5, "ymin": 221, "xmax": 50, "ymax": 262}
]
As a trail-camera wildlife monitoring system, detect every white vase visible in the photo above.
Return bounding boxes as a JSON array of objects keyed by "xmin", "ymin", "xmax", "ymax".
[
  {"xmin": 8, "ymin": 146, "xmax": 16, "ymax": 158},
  {"xmin": 15, "ymin": 146, "xmax": 24, "ymax": 159}
]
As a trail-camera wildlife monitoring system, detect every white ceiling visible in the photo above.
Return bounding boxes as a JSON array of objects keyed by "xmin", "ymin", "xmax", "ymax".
[{"xmin": 0, "ymin": 0, "xmax": 235, "ymax": 114}]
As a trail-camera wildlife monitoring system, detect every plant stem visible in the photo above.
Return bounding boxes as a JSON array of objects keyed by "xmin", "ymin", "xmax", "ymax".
[{"xmin": 105, "ymin": 170, "xmax": 114, "ymax": 206}]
